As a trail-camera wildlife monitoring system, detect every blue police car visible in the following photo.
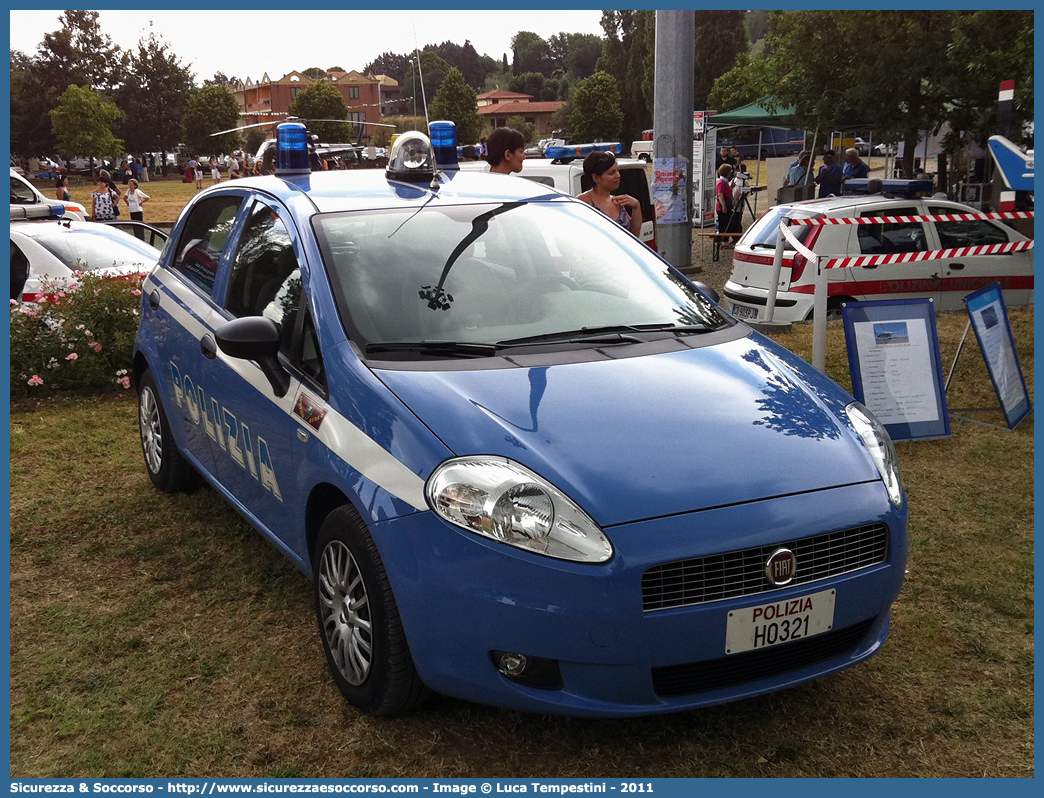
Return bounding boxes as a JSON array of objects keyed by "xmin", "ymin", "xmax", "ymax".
[{"xmin": 133, "ymin": 124, "xmax": 907, "ymax": 716}]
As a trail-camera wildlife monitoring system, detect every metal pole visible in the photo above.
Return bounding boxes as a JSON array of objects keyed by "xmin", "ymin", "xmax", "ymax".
[
  {"xmin": 653, "ymin": 10, "xmax": 696, "ymax": 271},
  {"xmin": 765, "ymin": 217, "xmax": 787, "ymax": 322},
  {"xmin": 812, "ymin": 261, "xmax": 828, "ymax": 372}
]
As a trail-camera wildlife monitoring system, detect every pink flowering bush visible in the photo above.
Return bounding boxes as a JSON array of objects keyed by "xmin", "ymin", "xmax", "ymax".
[{"xmin": 10, "ymin": 271, "xmax": 147, "ymax": 398}]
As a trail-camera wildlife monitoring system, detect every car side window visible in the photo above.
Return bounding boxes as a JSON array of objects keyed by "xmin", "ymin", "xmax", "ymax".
[
  {"xmin": 171, "ymin": 195, "xmax": 243, "ymax": 297},
  {"xmin": 858, "ymin": 206, "xmax": 927, "ymax": 254},
  {"xmin": 933, "ymin": 216, "xmax": 1009, "ymax": 248},
  {"xmin": 225, "ymin": 202, "xmax": 303, "ymax": 359},
  {"xmin": 299, "ymin": 306, "xmax": 326, "ymax": 389},
  {"xmin": 11, "ymin": 176, "xmax": 36, "ymax": 204}
]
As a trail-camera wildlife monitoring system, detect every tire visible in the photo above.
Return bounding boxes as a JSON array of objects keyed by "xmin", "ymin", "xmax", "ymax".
[
  {"xmin": 638, "ymin": 153, "xmax": 650, "ymax": 163},
  {"xmin": 314, "ymin": 505, "xmax": 429, "ymax": 715},
  {"xmin": 138, "ymin": 367, "xmax": 199, "ymax": 493},
  {"xmin": 805, "ymin": 297, "xmax": 852, "ymax": 322}
]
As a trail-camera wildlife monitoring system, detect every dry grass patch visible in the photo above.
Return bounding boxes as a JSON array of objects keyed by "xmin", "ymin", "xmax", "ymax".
[{"xmin": 10, "ymin": 310, "xmax": 1033, "ymax": 778}]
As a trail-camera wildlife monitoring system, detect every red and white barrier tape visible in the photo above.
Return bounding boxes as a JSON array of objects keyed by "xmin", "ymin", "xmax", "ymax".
[
  {"xmin": 777, "ymin": 219, "xmax": 1034, "ymax": 269},
  {"xmin": 787, "ymin": 210, "xmax": 1033, "ymax": 226},
  {"xmin": 822, "ymin": 240, "xmax": 1034, "ymax": 269}
]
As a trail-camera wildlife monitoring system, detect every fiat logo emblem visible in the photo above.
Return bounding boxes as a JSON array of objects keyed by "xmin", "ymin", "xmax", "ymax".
[{"xmin": 765, "ymin": 548, "xmax": 797, "ymax": 586}]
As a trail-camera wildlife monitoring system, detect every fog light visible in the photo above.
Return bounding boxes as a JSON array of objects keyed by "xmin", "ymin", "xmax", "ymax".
[
  {"xmin": 490, "ymin": 650, "xmax": 564, "ymax": 691},
  {"xmin": 497, "ymin": 652, "xmax": 528, "ymax": 677}
]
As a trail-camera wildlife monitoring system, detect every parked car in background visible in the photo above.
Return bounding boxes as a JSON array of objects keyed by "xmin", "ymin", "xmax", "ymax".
[
  {"xmin": 96, "ymin": 220, "xmax": 169, "ymax": 251},
  {"xmin": 723, "ymin": 191, "xmax": 1033, "ymax": 322},
  {"xmin": 10, "ymin": 168, "xmax": 87, "ymax": 222},
  {"xmin": 10, "ymin": 219, "xmax": 160, "ymax": 302},
  {"xmin": 717, "ymin": 129, "xmax": 806, "ymax": 161}
]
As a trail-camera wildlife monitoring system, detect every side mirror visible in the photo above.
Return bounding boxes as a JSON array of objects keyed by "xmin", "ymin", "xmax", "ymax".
[
  {"xmin": 215, "ymin": 316, "xmax": 290, "ymax": 397},
  {"xmin": 693, "ymin": 280, "xmax": 720, "ymax": 305}
]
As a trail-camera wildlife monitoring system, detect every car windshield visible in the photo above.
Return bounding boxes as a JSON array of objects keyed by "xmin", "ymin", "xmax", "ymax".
[
  {"xmin": 31, "ymin": 225, "xmax": 160, "ymax": 271},
  {"xmin": 742, "ymin": 206, "xmax": 820, "ymax": 249},
  {"xmin": 313, "ymin": 200, "xmax": 728, "ymax": 351}
]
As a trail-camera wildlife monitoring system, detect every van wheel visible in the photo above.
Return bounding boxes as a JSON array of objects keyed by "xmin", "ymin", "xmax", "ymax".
[
  {"xmin": 638, "ymin": 153, "xmax": 650, "ymax": 163},
  {"xmin": 314, "ymin": 505, "xmax": 429, "ymax": 716}
]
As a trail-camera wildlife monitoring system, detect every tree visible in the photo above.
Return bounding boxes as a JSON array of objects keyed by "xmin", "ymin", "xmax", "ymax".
[
  {"xmin": 38, "ymin": 10, "xmax": 125, "ymax": 92},
  {"xmin": 569, "ymin": 71, "xmax": 624, "ymax": 142},
  {"xmin": 204, "ymin": 71, "xmax": 238, "ymax": 86},
  {"xmin": 512, "ymin": 32, "xmax": 552, "ymax": 76},
  {"xmin": 302, "ymin": 67, "xmax": 327, "ymax": 80},
  {"xmin": 244, "ymin": 127, "xmax": 268, "ymax": 158},
  {"xmin": 506, "ymin": 115, "xmax": 537, "ymax": 145},
  {"xmin": 402, "ymin": 51, "xmax": 452, "ymax": 108},
  {"xmin": 12, "ymin": 10, "xmax": 125, "ymax": 154},
  {"xmin": 50, "ymin": 85, "xmax": 124, "ymax": 171},
  {"xmin": 707, "ymin": 52, "xmax": 780, "ymax": 114},
  {"xmin": 429, "ymin": 68, "xmax": 484, "ymax": 144},
  {"xmin": 597, "ymin": 10, "xmax": 655, "ymax": 146},
  {"xmin": 694, "ymin": 12, "xmax": 748, "ymax": 110},
  {"xmin": 549, "ymin": 32, "xmax": 603, "ymax": 81},
  {"xmin": 287, "ymin": 81, "xmax": 353, "ymax": 142},
  {"xmin": 721, "ymin": 10, "xmax": 1035, "ymax": 177},
  {"xmin": 425, "ymin": 40, "xmax": 490, "ymax": 89},
  {"xmin": 115, "ymin": 33, "xmax": 194, "ymax": 160},
  {"xmin": 363, "ymin": 52, "xmax": 412, "ymax": 84},
  {"xmin": 183, "ymin": 85, "xmax": 242, "ymax": 157}
]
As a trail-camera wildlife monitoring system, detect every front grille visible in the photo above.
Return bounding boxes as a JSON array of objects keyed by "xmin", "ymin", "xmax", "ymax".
[
  {"xmin": 652, "ymin": 619, "xmax": 875, "ymax": 697},
  {"xmin": 642, "ymin": 523, "xmax": 888, "ymax": 612}
]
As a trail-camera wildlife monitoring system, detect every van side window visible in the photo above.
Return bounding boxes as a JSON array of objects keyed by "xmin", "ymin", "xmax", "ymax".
[
  {"xmin": 171, "ymin": 195, "xmax": 243, "ymax": 297},
  {"xmin": 858, "ymin": 206, "xmax": 926, "ymax": 254}
]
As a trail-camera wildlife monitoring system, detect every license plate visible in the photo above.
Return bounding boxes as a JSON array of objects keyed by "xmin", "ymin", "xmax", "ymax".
[
  {"xmin": 725, "ymin": 589, "xmax": 836, "ymax": 655},
  {"xmin": 731, "ymin": 303, "xmax": 759, "ymax": 320}
]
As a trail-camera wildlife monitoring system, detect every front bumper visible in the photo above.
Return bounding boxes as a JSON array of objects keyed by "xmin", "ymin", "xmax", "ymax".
[{"xmin": 374, "ymin": 480, "xmax": 907, "ymax": 716}]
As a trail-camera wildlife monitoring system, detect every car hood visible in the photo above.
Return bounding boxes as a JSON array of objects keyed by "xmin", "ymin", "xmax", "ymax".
[{"xmin": 375, "ymin": 334, "xmax": 880, "ymax": 527}]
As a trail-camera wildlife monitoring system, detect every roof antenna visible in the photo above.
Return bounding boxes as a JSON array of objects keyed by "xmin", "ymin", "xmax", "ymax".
[{"xmin": 412, "ymin": 18, "xmax": 429, "ymax": 130}]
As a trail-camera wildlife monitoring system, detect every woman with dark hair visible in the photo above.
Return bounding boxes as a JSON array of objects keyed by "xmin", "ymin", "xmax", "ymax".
[
  {"xmin": 576, "ymin": 150, "xmax": 642, "ymax": 236},
  {"xmin": 55, "ymin": 175, "xmax": 71, "ymax": 202},
  {"xmin": 485, "ymin": 126, "xmax": 526, "ymax": 175}
]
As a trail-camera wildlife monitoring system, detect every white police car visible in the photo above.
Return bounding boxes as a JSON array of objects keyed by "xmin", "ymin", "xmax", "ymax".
[{"xmin": 133, "ymin": 122, "xmax": 907, "ymax": 716}]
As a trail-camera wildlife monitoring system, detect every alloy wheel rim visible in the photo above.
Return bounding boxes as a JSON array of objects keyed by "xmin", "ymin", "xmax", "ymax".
[
  {"xmin": 318, "ymin": 540, "xmax": 373, "ymax": 686},
  {"xmin": 139, "ymin": 387, "xmax": 163, "ymax": 475}
]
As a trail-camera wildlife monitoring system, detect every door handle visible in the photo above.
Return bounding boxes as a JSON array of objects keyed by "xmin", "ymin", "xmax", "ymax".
[
  {"xmin": 149, "ymin": 289, "xmax": 161, "ymax": 309},
  {"xmin": 949, "ymin": 263, "xmax": 965, "ymax": 270},
  {"xmin": 200, "ymin": 334, "xmax": 217, "ymax": 359}
]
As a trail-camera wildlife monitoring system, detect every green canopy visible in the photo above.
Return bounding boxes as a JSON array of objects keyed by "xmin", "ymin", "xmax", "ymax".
[{"xmin": 707, "ymin": 101, "xmax": 797, "ymax": 130}]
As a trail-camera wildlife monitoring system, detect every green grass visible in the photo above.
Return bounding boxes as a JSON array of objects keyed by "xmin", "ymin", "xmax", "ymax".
[{"xmin": 9, "ymin": 309, "xmax": 1033, "ymax": 777}]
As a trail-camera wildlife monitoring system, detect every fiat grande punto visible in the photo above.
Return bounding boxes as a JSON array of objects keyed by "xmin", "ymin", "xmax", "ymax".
[{"xmin": 133, "ymin": 129, "xmax": 907, "ymax": 717}]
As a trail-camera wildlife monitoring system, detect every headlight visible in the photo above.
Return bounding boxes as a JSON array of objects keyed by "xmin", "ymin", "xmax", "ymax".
[
  {"xmin": 845, "ymin": 402, "xmax": 903, "ymax": 509},
  {"xmin": 425, "ymin": 457, "xmax": 613, "ymax": 563}
]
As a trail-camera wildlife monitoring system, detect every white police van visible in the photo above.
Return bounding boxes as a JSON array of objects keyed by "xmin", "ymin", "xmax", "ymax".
[{"xmin": 459, "ymin": 143, "xmax": 657, "ymax": 251}]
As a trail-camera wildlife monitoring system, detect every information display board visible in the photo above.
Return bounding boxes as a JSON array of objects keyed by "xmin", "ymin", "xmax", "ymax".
[
  {"xmin": 842, "ymin": 298, "xmax": 951, "ymax": 441},
  {"xmin": 963, "ymin": 282, "xmax": 1032, "ymax": 429},
  {"xmin": 692, "ymin": 111, "xmax": 716, "ymax": 228}
]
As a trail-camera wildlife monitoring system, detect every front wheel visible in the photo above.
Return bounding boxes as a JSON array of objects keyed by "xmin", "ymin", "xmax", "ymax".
[
  {"xmin": 138, "ymin": 367, "xmax": 198, "ymax": 493},
  {"xmin": 314, "ymin": 505, "xmax": 429, "ymax": 715}
]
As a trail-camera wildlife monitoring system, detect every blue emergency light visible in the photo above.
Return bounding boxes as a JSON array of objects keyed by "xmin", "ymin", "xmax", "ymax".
[
  {"xmin": 276, "ymin": 122, "xmax": 311, "ymax": 175},
  {"xmin": 429, "ymin": 121, "xmax": 459, "ymax": 170},
  {"xmin": 544, "ymin": 142, "xmax": 622, "ymax": 162},
  {"xmin": 843, "ymin": 178, "xmax": 934, "ymax": 198}
]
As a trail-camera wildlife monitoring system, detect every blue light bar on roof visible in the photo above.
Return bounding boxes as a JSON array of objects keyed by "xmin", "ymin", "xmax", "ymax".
[{"xmin": 544, "ymin": 142, "xmax": 622, "ymax": 160}]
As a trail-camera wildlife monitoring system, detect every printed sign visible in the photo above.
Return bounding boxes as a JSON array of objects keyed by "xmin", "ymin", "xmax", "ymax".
[
  {"xmin": 963, "ymin": 283, "xmax": 1031, "ymax": 429},
  {"xmin": 652, "ymin": 157, "xmax": 689, "ymax": 224},
  {"xmin": 842, "ymin": 298, "xmax": 951, "ymax": 441},
  {"xmin": 692, "ymin": 111, "xmax": 717, "ymax": 228}
]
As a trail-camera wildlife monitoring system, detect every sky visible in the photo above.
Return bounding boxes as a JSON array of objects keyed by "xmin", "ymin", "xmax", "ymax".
[{"xmin": 9, "ymin": 9, "xmax": 607, "ymax": 86}]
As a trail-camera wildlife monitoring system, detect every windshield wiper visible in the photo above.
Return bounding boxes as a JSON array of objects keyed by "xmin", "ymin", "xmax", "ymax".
[
  {"xmin": 365, "ymin": 340, "xmax": 501, "ymax": 358},
  {"xmin": 498, "ymin": 323, "xmax": 711, "ymax": 347}
]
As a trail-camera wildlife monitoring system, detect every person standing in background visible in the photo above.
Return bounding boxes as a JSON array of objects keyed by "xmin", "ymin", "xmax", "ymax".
[{"xmin": 124, "ymin": 178, "xmax": 150, "ymax": 222}]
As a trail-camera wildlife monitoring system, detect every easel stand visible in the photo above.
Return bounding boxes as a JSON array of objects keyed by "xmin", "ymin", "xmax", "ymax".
[{"xmin": 944, "ymin": 320, "xmax": 1009, "ymax": 431}]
